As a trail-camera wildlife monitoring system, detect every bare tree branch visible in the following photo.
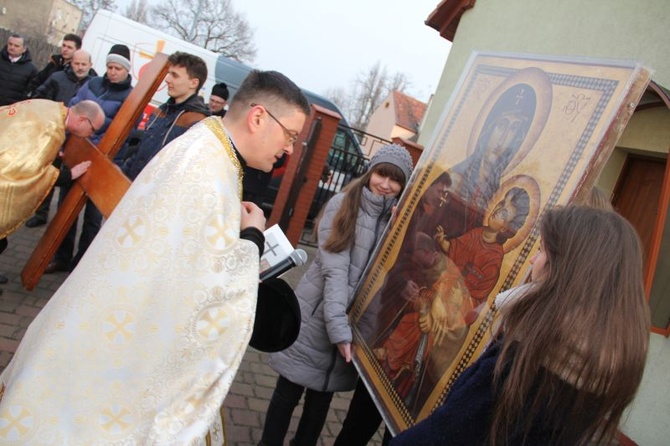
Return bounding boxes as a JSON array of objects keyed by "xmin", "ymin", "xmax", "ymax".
[
  {"xmin": 69, "ymin": 0, "xmax": 117, "ymax": 31},
  {"xmin": 323, "ymin": 86, "xmax": 350, "ymax": 115},
  {"xmin": 334, "ymin": 62, "xmax": 410, "ymax": 129},
  {"xmin": 122, "ymin": 0, "xmax": 150, "ymax": 24},
  {"xmin": 325, "ymin": 62, "xmax": 411, "ymax": 130},
  {"xmin": 149, "ymin": 0, "xmax": 256, "ymax": 63}
]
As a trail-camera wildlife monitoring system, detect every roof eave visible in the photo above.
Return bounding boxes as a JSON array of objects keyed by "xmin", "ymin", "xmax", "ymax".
[{"xmin": 425, "ymin": 0, "xmax": 477, "ymax": 42}]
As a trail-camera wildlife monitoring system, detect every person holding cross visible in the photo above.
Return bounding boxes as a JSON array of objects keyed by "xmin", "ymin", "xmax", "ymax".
[
  {"xmin": 25, "ymin": 49, "xmax": 96, "ymax": 229},
  {"xmin": 0, "ymin": 98, "xmax": 103, "ymax": 289},
  {"xmin": 0, "ymin": 98, "xmax": 104, "ymax": 238},
  {"xmin": 0, "ymin": 69, "xmax": 310, "ymax": 445}
]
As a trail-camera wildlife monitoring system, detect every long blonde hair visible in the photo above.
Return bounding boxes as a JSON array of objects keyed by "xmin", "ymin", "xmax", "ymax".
[
  {"xmin": 492, "ymin": 206, "xmax": 650, "ymax": 445},
  {"xmin": 322, "ymin": 162, "xmax": 406, "ymax": 253}
]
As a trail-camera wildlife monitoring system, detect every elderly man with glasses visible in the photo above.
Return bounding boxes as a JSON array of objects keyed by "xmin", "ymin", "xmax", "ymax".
[
  {"xmin": 0, "ymin": 99, "xmax": 103, "ymax": 286},
  {"xmin": 0, "ymin": 99, "xmax": 104, "ymax": 237}
]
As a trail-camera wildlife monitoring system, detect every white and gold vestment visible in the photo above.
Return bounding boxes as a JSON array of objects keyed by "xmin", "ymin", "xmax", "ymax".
[{"xmin": 0, "ymin": 117, "xmax": 259, "ymax": 445}]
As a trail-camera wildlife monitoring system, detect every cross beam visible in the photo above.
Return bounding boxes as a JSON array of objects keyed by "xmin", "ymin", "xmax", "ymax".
[{"xmin": 21, "ymin": 53, "xmax": 170, "ymax": 290}]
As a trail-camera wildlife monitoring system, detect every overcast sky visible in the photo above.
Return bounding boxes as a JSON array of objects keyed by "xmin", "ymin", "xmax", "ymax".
[
  {"xmin": 115, "ymin": 0, "xmax": 451, "ymax": 103},
  {"xmin": 233, "ymin": 0, "xmax": 451, "ymax": 102}
]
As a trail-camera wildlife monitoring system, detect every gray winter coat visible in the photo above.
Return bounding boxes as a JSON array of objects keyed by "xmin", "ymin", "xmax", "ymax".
[{"xmin": 269, "ymin": 187, "xmax": 395, "ymax": 392}]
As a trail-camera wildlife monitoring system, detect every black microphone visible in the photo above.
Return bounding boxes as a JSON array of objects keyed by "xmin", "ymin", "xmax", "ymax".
[{"xmin": 260, "ymin": 248, "xmax": 308, "ymax": 281}]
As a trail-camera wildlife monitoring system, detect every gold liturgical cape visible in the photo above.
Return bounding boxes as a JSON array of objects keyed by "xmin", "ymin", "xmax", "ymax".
[
  {"xmin": 0, "ymin": 99, "xmax": 66, "ymax": 238},
  {"xmin": 0, "ymin": 118, "xmax": 259, "ymax": 445}
]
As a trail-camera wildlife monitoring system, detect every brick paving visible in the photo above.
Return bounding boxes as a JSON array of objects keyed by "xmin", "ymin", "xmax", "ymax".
[{"xmin": 0, "ymin": 210, "xmax": 384, "ymax": 445}]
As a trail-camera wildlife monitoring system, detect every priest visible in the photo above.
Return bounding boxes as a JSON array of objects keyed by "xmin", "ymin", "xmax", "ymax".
[{"xmin": 0, "ymin": 70, "xmax": 309, "ymax": 445}]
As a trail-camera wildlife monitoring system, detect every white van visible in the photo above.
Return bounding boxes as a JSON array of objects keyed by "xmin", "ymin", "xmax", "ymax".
[{"xmin": 82, "ymin": 10, "xmax": 252, "ymax": 123}]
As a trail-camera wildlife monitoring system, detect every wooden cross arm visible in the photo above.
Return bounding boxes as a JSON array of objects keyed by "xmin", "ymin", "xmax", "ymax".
[
  {"xmin": 21, "ymin": 53, "xmax": 170, "ymax": 290},
  {"xmin": 61, "ymin": 137, "xmax": 131, "ymax": 218}
]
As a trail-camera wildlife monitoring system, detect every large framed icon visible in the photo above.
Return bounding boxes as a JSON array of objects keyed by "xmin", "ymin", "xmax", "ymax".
[{"xmin": 348, "ymin": 52, "xmax": 650, "ymax": 435}]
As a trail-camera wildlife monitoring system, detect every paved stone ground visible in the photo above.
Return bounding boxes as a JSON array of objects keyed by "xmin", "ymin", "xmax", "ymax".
[{"xmin": 0, "ymin": 210, "xmax": 384, "ymax": 445}]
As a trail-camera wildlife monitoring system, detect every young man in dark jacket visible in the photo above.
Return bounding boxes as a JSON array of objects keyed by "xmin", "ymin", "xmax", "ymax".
[
  {"xmin": 122, "ymin": 52, "xmax": 210, "ymax": 180},
  {"xmin": 26, "ymin": 33, "xmax": 82, "ymax": 97},
  {"xmin": 0, "ymin": 34, "xmax": 37, "ymax": 106}
]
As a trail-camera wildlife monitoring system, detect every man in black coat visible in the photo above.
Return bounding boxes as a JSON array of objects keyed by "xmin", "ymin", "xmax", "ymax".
[
  {"xmin": 0, "ymin": 34, "xmax": 37, "ymax": 106},
  {"xmin": 208, "ymin": 82, "xmax": 229, "ymax": 117},
  {"xmin": 25, "ymin": 33, "xmax": 82, "ymax": 97},
  {"xmin": 32, "ymin": 49, "xmax": 94, "ymax": 104}
]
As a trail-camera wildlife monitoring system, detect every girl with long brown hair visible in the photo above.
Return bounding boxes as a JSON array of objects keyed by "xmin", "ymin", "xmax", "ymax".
[
  {"xmin": 261, "ymin": 144, "xmax": 415, "ymax": 446},
  {"xmin": 391, "ymin": 206, "xmax": 650, "ymax": 446}
]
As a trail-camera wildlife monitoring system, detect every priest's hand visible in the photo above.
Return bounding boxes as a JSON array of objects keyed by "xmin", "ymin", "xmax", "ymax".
[{"xmin": 241, "ymin": 201, "xmax": 266, "ymax": 232}]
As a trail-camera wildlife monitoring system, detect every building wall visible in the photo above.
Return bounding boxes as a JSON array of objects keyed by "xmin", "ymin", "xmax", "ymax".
[
  {"xmin": 0, "ymin": 0, "xmax": 51, "ymax": 35},
  {"xmin": 623, "ymin": 333, "xmax": 670, "ymax": 445},
  {"xmin": 390, "ymin": 125, "xmax": 416, "ymax": 141},
  {"xmin": 364, "ymin": 93, "xmax": 397, "ymax": 155},
  {"xmin": 614, "ymin": 105, "xmax": 670, "ymax": 445},
  {"xmin": 47, "ymin": 0, "xmax": 81, "ymax": 44},
  {"xmin": 420, "ymin": 0, "xmax": 670, "ymax": 147},
  {"xmin": 618, "ymin": 107, "xmax": 670, "ymax": 154},
  {"xmin": 0, "ymin": 0, "xmax": 80, "ymax": 43}
]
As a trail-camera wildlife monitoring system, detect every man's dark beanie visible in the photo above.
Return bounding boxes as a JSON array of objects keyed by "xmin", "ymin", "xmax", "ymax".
[{"xmin": 211, "ymin": 83, "xmax": 229, "ymax": 101}]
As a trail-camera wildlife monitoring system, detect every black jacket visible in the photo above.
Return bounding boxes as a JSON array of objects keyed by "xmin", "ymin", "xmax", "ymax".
[
  {"xmin": 242, "ymin": 155, "xmax": 286, "ymax": 206},
  {"xmin": 26, "ymin": 53, "xmax": 65, "ymax": 96},
  {"xmin": 0, "ymin": 46, "xmax": 38, "ymax": 106},
  {"xmin": 32, "ymin": 64, "xmax": 93, "ymax": 104},
  {"xmin": 122, "ymin": 94, "xmax": 210, "ymax": 180},
  {"xmin": 390, "ymin": 339, "xmax": 601, "ymax": 446}
]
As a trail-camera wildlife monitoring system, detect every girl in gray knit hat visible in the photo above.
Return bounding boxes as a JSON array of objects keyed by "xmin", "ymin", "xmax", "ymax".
[{"xmin": 260, "ymin": 144, "xmax": 414, "ymax": 446}]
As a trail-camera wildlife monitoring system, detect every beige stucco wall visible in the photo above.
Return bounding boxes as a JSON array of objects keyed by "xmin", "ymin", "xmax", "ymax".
[
  {"xmin": 617, "ymin": 107, "xmax": 670, "ymax": 154},
  {"xmin": 365, "ymin": 98, "xmax": 396, "ymax": 152},
  {"xmin": 47, "ymin": 0, "xmax": 81, "ymax": 44},
  {"xmin": 420, "ymin": 0, "xmax": 670, "ymax": 148},
  {"xmin": 0, "ymin": 0, "xmax": 51, "ymax": 35},
  {"xmin": 390, "ymin": 125, "xmax": 416, "ymax": 141}
]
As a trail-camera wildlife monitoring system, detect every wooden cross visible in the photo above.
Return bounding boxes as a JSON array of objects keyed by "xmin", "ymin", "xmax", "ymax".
[{"xmin": 21, "ymin": 53, "xmax": 170, "ymax": 290}]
